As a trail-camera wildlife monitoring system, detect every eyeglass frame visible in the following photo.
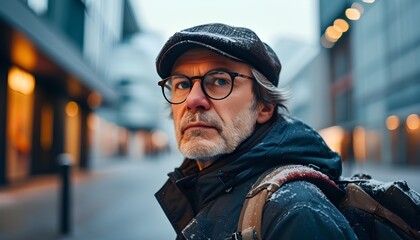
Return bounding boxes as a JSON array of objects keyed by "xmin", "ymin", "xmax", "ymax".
[{"xmin": 157, "ymin": 70, "xmax": 256, "ymax": 104}]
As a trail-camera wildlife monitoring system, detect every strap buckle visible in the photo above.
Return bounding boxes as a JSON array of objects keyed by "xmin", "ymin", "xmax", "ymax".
[{"xmin": 231, "ymin": 232, "xmax": 242, "ymax": 240}]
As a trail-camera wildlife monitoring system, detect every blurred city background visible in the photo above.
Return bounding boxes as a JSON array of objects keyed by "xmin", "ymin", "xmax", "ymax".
[{"xmin": 0, "ymin": 0, "xmax": 419, "ymax": 239}]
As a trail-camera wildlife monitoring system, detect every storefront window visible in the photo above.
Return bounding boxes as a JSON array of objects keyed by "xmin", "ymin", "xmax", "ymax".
[
  {"xmin": 65, "ymin": 101, "xmax": 80, "ymax": 166},
  {"xmin": 6, "ymin": 66, "xmax": 35, "ymax": 181}
]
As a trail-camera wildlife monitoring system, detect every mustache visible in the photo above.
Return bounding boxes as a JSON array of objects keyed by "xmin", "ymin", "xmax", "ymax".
[{"xmin": 180, "ymin": 112, "xmax": 223, "ymax": 132}]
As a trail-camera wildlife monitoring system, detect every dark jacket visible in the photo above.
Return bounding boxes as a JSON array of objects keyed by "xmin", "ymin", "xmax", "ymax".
[{"xmin": 155, "ymin": 115, "xmax": 357, "ymax": 240}]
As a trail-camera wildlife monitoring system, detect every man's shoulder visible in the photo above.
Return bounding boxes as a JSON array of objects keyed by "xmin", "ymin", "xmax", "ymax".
[
  {"xmin": 261, "ymin": 181, "xmax": 357, "ymax": 239},
  {"xmin": 263, "ymin": 180, "xmax": 349, "ymax": 228},
  {"xmin": 266, "ymin": 180, "xmax": 332, "ymax": 211}
]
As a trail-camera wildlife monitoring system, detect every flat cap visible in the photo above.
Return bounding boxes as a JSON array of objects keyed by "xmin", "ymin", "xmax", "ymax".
[{"xmin": 156, "ymin": 23, "xmax": 281, "ymax": 86}]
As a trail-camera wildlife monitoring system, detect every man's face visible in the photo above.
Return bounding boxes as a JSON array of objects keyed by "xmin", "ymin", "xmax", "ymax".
[{"xmin": 170, "ymin": 49, "xmax": 267, "ymax": 168}]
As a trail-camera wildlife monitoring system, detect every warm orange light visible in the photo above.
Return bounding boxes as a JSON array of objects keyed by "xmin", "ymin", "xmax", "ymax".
[
  {"xmin": 345, "ymin": 8, "xmax": 361, "ymax": 20},
  {"xmin": 325, "ymin": 34, "xmax": 338, "ymax": 43},
  {"xmin": 406, "ymin": 114, "xmax": 420, "ymax": 130},
  {"xmin": 11, "ymin": 32, "xmax": 37, "ymax": 71},
  {"xmin": 386, "ymin": 115, "xmax": 400, "ymax": 130},
  {"xmin": 8, "ymin": 66, "xmax": 35, "ymax": 95},
  {"xmin": 363, "ymin": 0, "xmax": 375, "ymax": 3},
  {"xmin": 319, "ymin": 126, "xmax": 345, "ymax": 155},
  {"xmin": 334, "ymin": 19, "xmax": 349, "ymax": 32},
  {"xmin": 65, "ymin": 101, "xmax": 81, "ymax": 165},
  {"xmin": 352, "ymin": 3, "xmax": 365, "ymax": 15},
  {"xmin": 353, "ymin": 126, "xmax": 366, "ymax": 162},
  {"xmin": 87, "ymin": 92, "xmax": 102, "ymax": 109},
  {"xmin": 65, "ymin": 101, "xmax": 79, "ymax": 117},
  {"xmin": 325, "ymin": 26, "xmax": 342, "ymax": 42}
]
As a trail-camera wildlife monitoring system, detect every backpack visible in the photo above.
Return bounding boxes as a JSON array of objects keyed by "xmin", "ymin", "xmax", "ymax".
[{"xmin": 232, "ymin": 165, "xmax": 420, "ymax": 240}]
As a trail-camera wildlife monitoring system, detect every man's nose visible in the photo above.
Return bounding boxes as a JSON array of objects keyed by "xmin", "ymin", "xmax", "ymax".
[{"xmin": 185, "ymin": 81, "xmax": 211, "ymax": 110}]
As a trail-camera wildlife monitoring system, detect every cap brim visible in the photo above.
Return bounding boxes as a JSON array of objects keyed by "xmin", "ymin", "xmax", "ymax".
[{"xmin": 156, "ymin": 40, "xmax": 244, "ymax": 79}]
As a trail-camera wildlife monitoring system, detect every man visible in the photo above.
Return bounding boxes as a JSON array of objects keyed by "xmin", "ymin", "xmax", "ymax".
[{"xmin": 155, "ymin": 23, "xmax": 357, "ymax": 240}]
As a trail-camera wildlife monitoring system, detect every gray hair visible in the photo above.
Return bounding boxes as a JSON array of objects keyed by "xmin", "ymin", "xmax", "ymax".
[{"xmin": 251, "ymin": 68, "xmax": 289, "ymax": 113}]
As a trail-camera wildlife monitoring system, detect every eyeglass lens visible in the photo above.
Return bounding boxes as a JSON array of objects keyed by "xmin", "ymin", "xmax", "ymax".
[{"xmin": 162, "ymin": 71, "xmax": 234, "ymax": 104}]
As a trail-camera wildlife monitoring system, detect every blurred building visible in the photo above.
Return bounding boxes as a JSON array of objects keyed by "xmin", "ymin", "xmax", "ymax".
[
  {"xmin": 0, "ymin": 0, "xmax": 148, "ymax": 186},
  {"xmin": 314, "ymin": 0, "xmax": 420, "ymax": 165},
  {"xmin": 273, "ymin": 39, "xmax": 331, "ymax": 130},
  {"xmin": 102, "ymin": 32, "xmax": 170, "ymax": 157}
]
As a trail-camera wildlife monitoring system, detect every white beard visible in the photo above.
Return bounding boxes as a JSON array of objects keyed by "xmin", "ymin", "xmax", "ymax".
[{"xmin": 176, "ymin": 104, "xmax": 258, "ymax": 162}]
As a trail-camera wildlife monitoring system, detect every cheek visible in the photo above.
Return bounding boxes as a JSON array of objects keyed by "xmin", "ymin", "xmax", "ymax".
[
  {"xmin": 229, "ymin": 84, "xmax": 255, "ymax": 104},
  {"xmin": 171, "ymin": 105, "xmax": 181, "ymax": 118},
  {"xmin": 217, "ymin": 96, "xmax": 254, "ymax": 119},
  {"xmin": 172, "ymin": 107, "xmax": 184, "ymax": 130}
]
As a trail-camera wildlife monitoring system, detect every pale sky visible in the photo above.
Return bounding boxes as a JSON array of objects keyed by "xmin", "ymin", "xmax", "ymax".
[{"xmin": 131, "ymin": 0, "xmax": 319, "ymax": 47}]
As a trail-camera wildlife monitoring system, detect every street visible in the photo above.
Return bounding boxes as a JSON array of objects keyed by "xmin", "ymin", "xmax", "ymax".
[
  {"xmin": 0, "ymin": 152, "xmax": 182, "ymax": 240},
  {"xmin": 0, "ymin": 152, "xmax": 419, "ymax": 240}
]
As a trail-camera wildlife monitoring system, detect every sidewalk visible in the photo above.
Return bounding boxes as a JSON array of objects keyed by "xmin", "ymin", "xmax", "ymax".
[{"xmin": 0, "ymin": 152, "xmax": 181, "ymax": 240}]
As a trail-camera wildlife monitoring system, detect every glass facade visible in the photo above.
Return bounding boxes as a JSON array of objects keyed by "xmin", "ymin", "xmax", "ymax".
[
  {"xmin": 320, "ymin": 0, "xmax": 420, "ymax": 165},
  {"xmin": 0, "ymin": 0, "xmax": 139, "ymax": 185}
]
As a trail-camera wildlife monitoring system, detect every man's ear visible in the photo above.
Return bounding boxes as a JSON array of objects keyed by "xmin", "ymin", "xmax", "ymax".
[{"xmin": 257, "ymin": 103, "xmax": 275, "ymax": 124}]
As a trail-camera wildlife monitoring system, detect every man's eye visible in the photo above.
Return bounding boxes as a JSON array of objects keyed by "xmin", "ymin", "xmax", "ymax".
[
  {"xmin": 175, "ymin": 81, "xmax": 190, "ymax": 89},
  {"xmin": 214, "ymin": 78, "xmax": 228, "ymax": 86}
]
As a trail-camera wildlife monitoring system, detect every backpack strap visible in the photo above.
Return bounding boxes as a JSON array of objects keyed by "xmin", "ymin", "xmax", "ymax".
[{"xmin": 233, "ymin": 165, "xmax": 343, "ymax": 240}]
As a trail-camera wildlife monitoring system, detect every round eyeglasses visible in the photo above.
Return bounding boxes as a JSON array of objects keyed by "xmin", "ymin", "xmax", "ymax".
[{"xmin": 158, "ymin": 70, "xmax": 255, "ymax": 104}]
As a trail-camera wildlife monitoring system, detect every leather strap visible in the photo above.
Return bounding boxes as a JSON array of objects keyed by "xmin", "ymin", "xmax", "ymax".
[{"xmin": 236, "ymin": 165, "xmax": 342, "ymax": 240}]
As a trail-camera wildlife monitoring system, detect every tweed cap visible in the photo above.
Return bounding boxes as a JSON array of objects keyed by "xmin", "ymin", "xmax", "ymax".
[{"xmin": 156, "ymin": 23, "xmax": 281, "ymax": 86}]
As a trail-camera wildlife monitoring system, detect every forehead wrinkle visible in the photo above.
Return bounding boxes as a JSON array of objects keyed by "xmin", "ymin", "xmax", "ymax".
[
  {"xmin": 171, "ymin": 62, "xmax": 224, "ymax": 76},
  {"xmin": 172, "ymin": 56, "xmax": 231, "ymax": 75},
  {"xmin": 172, "ymin": 49, "xmax": 248, "ymax": 73}
]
